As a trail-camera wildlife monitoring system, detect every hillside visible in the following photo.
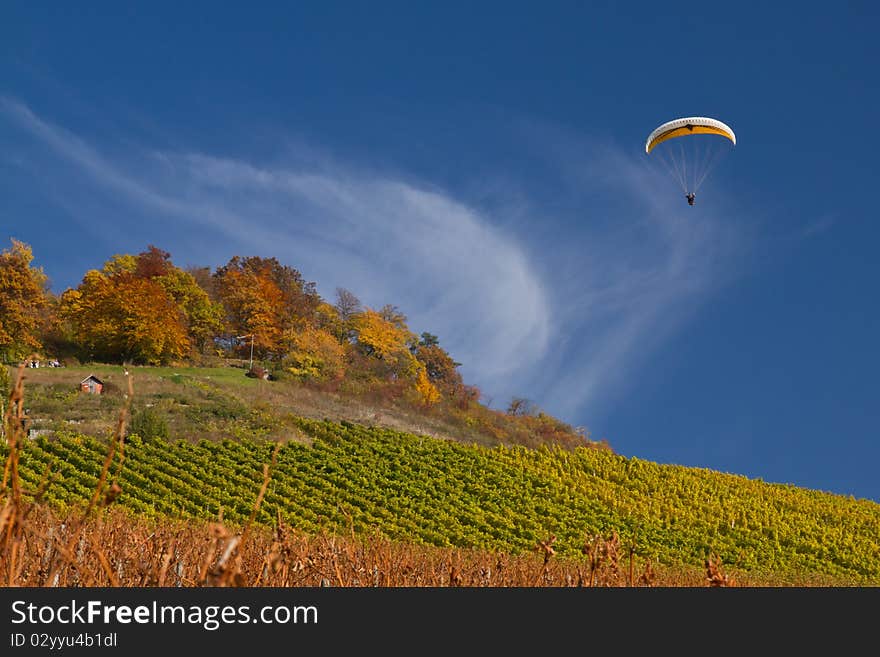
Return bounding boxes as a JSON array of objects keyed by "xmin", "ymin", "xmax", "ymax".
[
  {"xmin": 2, "ymin": 240, "xmax": 600, "ymax": 454},
  {"xmin": 6, "ymin": 365, "xmax": 880, "ymax": 586},
  {"xmin": 15, "ymin": 364, "xmax": 602, "ymax": 451}
]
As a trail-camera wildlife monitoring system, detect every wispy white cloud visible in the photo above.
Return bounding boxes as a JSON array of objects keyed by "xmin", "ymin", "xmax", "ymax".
[{"xmin": 1, "ymin": 98, "xmax": 744, "ymax": 426}]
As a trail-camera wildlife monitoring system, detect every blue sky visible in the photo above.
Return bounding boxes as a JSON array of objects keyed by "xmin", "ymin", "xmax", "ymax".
[{"xmin": 2, "ymin": 3, "xmax": 879, "ymax": 501}]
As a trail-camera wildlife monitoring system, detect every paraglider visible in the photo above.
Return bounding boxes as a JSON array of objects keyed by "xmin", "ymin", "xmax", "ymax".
[{"xmin": 645, "ymin": 116, "xmax": 736, "ymax": 205}]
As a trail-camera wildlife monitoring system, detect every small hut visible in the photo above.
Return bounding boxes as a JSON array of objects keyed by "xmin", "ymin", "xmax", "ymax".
[{"xmin": 80, "ymin": 375, "xmax": 104, "ymax": 394}]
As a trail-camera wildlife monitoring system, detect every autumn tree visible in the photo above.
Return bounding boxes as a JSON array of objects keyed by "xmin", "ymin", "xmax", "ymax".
[
  {"xmin": 313, "ymin": 301, "xmax": 346, "ymax": 343},
  {"xmin": 334, "ymin": 287, "xmax": 362, "ymax": 342},
  {"xmin": 60, "ymin": 246, "xmax": 221, "ymax": 364},
  {"xmin": 413, "ymin": 333, "xmax": 463, "ymax": 388},
  {"xmin": 132, "ymin": 246, "xmax": 223, "ymax": 355},
  {"xmin": 135, "ymin": 245, "xmax": 173, "ymax": 279},
  {"xmin": 0, "ymin": 239, "xmax": 50, "ymax": 360},
  {"xmin": 186, "ymin": 266, "xmax": 218, "ymax": 301},
  {"xmin": 415, "ymin": 367, "xmax": 441, "ymax": 407},
  {"xmin": 334, "ymin": 287, "xmax": 362, "ymax": 322},
  {"xmin": 284, "ymin": 325, "xmax": 347, "ymax": 381},
  {"xmin": 507, "ymin": 397, "xmax": 538, "ymax": 417},
  {"xmin": 61, "ymin": 269, "xmax": 189, "ymax": 364},
  {"xmin": 154, "ymin": 267, "xmax": 223, "ymax": 353},
  {"xmin": 378, "ymin": 304, "xmax": 408, "ymax": 330},
  {"xmin": 213, "ymin": 256, "xmax": 320, "ymax": 359},
  {"xmin": 103, "ymin": 253, "xmax": 138, "ymax": 276},
  {"xmin": 450, "ymin": 383, "xmax": 482, "ymax": 410},
  {"xmin": 38, "ymin": 294, "xmax": 75, "ymax": 362},
  {"xmin": 353, "ymin": 308, "xmax": 421, "ymax": 380},
  {"xmin": 354, "ymin": 308, "xmax": 412, "ymax": 360}
]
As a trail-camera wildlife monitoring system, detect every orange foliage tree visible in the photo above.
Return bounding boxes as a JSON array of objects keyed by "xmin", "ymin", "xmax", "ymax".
[
  {"xmin": 61, "ymin": 270, "xmax": 189, "ymax": 364},
  {"xmin": 129, "ymin": 246, "xmax": 224, "ymax": 354},
  {"xmin": 213, "ymin": 256, "xmax": 320, "ymax": 359},
  {"xmin": 60, "ymin": 246, "xmax": 218, "ymax": 364}
]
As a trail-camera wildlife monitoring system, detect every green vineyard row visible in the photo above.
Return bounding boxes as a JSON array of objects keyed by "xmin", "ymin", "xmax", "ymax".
[{"xmin": 6, "ymin": 419, "xmax": 880, "ymax": 582}]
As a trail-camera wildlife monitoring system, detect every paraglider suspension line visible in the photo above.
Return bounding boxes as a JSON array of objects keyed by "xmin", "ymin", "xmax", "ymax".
[
  {"xmin": 654, "ymin": 146, "xmax": 688, "ymax": 193},
  {"xmin": 693, "ymin": 141, "xmax": 727, "ymax": 192}
]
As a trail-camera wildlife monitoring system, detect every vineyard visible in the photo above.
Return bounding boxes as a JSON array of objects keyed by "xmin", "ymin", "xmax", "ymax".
[{"xmin": 7, "ymin": 419, "xmax": 880, "ymax": 584}]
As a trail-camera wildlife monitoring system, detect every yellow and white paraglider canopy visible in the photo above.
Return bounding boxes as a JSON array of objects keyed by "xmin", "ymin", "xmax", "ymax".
[
  {"xmin": 645, "ymin": 117, "xmax": 736, "ymax": 154},
  {"xmin": 645, "ymin": 116, "xmax": 736, "ymax": 202}
]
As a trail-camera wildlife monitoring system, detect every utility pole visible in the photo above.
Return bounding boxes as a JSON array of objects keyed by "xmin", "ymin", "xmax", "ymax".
[{"xmin": 236, "ymin": 334, "xmax": 254, "ymax": 371}]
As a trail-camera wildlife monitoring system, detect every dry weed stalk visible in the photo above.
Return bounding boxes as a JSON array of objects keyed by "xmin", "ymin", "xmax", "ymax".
[
  {"xmin": 4, "ymin": 503, "xmax": 747, "ymax": 587},
  {"xmin": 638, "ymin": 559, "xmax": 655, "ymax": 586},
  {"xmin": 0, "ymin": 361, "xmax": 28, "ymax": 584},
  {"xmin": 533, "ymin": 534, "xmax": 556, "ymax": 585},
  {"xmin": 581, "ymin": 531, "xmax": 661, "ymax": 587},
  {"xmin": 705, "ymin": 553, "xmax": 736, "ymax": 587}
]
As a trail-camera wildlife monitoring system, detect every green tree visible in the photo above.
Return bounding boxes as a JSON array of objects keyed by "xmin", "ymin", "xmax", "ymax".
[{"xmin": 419, "ymin": 332, "xmax": 439, "ymax": 347}]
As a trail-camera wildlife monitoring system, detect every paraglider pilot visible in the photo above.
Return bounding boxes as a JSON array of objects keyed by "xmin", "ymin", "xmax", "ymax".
[{"xmin": 686, "ymin": 192, "xmax": 695, "ymax": 206}]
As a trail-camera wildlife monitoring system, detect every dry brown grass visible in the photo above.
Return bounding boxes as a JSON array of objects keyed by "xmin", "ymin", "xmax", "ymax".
[{"xmin": 4, "ymin": 505, "xmax": 737, "ymax": 587}]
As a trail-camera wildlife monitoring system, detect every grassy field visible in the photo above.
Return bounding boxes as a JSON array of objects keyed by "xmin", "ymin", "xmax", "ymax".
[{"xmin": 18, "ymin": 363, "xmax": 262, "ymax": 387}]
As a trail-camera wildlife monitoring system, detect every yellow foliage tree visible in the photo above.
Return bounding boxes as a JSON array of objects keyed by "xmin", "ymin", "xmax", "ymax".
[
  {"xmin": 284, "ymin": 326, "xmax": 347, "ymax": 381},
  {"xmin": 0, "ymin": 239, "xmax": 49, "ymax": 360},
  {"xmin": 415, "ymin": 366, "xmax": 441, "ymax": 406},
  {"xmin": 156, "ymin": 268, "xmax": 223, "ymax": 353},
  {"xmin": 313, "ymin": 301, "xmax": 346, "ymax": 341},
  {"xmin": 353, "ymin": 308, "xmax": 420, "ymax": 379}
]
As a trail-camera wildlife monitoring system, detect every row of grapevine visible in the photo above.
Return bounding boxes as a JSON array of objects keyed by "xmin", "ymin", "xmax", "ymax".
[{"xmin": 5, "ymin": 419, "xmax": 880, "ymax": 582}]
